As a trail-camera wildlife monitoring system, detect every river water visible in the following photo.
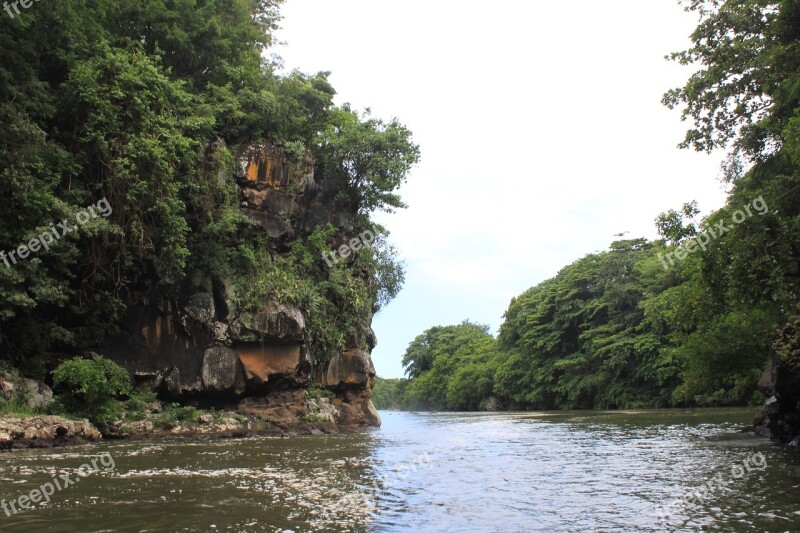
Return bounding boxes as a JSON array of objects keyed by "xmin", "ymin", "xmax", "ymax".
[{"xmin": 0, "ymin": 409, "xmax": 797, "ymax": 532}]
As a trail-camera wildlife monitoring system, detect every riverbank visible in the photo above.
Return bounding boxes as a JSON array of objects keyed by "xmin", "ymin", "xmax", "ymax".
[
  {"xmin": 0, "ymin": 362, "xmax": 380, "ymax": 450},
  {"xmin": 0, "ymin": 416, "xmax": 101, "ymax": 449},
  {"xmin": 0, "ymin": 399, "xmax": 364, "ymax": 450}
]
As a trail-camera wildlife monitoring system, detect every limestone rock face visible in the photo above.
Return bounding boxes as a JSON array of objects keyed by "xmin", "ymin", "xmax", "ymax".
[
  {"xmin": 320, "ymin": 349, "xmax": 377, "ymax": 389},
  {"xmin": 365, "ymin": 400, "xmax": 382, "ymax": 427},
  {"xmin": 238, "ymin": 390, "xmax": 308, "ymax": 425},
  {"xmin": 95, "ymin": 140, "xmax": 378, "ymax": 427},
  {"xmin": 306, "ymin": 397, "xmax": 340, "ymax": 424},
  {"xmin": 237, "ymin": 344, "xmax": 310, "ymax": 387},
  {"xmin": 760, "ymin": 363, "xmax": 800, "ymax": 443},
  {"xmin": 332, "ymin": 390, "xmax": 379, "ymax": 427},
  {"xmin": 201, "ymin": 346, "xmax": 246, "ymax": 395},
  {"xmin": 309, "ymin": 348, "xmax": 381, "ymax": 428},
  {"xmin": 235, "ymin": 141, "xmax": 354, "ymax": 237},
  {"xmin": 183, "ymin": 292, "xmax": 216, "ymax": 330},
  {"xmin": 236, "ymin": 299, "xmax": 305, "ymax": 342}
]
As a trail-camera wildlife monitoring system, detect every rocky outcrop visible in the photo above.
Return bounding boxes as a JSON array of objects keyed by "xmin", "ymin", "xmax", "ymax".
[
  {"xmin": 96, "ymin": 140, "xmax": 381, "ymax": 428},
  {"xmin": 754, "ymin": 320, "xmax": 800, "ymax": 443},
  {"xmin": 236, "ymin": 298, "xmax": 306, "ymax": 343},
  {"xmin": 237, "ymin": 390, "xmax": 309, "ymax": 425},
  {"xmin": 0, "ymin": 372, "xmax": 53, "ymax": 409},
  {"xmin": 235, "ymin": 141, "xmax": 354, "ymax": 242},
  {"xmin": 313, "ymin": 349, "xmax": 379, "ymax": 427},
  {"xmin": 318, "ymin": 349, "xmax": 376, "ymax": 389},
  {"xmin": 0, "ymin": 416, "xmax": 101, "ymax": 449},
  {"xmin": 755, "ymin": 360, "xmax": 800, "ymax": 444},
  {"xmin": 201, "ymin": 346, "xmax": 246, "ymax": 395}
]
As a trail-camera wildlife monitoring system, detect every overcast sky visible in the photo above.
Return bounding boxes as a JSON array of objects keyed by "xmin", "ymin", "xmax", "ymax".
[{"xmin": 275, "ymin": 0, "xmax": 728, "ymax": 379}]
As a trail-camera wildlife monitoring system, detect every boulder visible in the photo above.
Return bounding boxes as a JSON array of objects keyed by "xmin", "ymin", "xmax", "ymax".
[
  {"xmin": 0, "ymin": 373, "xmax": 53, "ymax": 409},
  {"xmin": 183, "ymin": 292, "xmax": 216, "ymax": 329},
  {"xmin": 365, "ymin": 400, "xmax": 381, "ymax": 427},
  {"xmin": 22, "ymin": 379, "xmax": 53, "ymax": 409},
  {"xmin": 237, "ymin": 299, "xmax": 305, "ymax": 342},
  {"xmin": 162, "ymin": 366, "xmax": 204, "ymax": 397},
  {"xmin": 321, "ymin": 349, "xmax": 376, "ymax": 389},
  {"xmin": 201, "ymin": 346, "xmax": 246, "ymax": 395}
]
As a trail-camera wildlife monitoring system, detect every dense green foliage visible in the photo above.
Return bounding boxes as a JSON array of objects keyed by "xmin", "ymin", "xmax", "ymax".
[
  {"xmin": 371, "ymin": 377, "xmax": 408, "ymax": 410},
  {"xmin": 392, "ymin": 229, "xmax": 776, "ymax": 411},
  {"xmin": 52, "ymin": 357, "xmax": 133, "ymax": 424},
  {"xmin": 401, "ymin": 322, "xmax": 499, "ymax": 411},
  {"xmin": 0, "ymin": 1, "xmax": 417, "ymax": 369},
  {"xmin": 387, "ymin": 0, "xmax": 800, "ymax": 412},
  {"xmin": 494, "ymin": 240, "xmax": 675, "ymax": 409},
  {"xmin": 375, "ymin": 322, "xmax": 499, "ymax": 411}
]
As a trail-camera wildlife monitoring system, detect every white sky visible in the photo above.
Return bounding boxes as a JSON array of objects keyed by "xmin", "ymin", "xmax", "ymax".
[{"xmin": 275, "ymin": 0, "xmax": 729, "ymax": 378}]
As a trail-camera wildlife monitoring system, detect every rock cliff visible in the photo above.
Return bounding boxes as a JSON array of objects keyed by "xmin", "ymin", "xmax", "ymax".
[{"xmin": 99, "ymin": 141, "xmax": 380, "ymax": 428}]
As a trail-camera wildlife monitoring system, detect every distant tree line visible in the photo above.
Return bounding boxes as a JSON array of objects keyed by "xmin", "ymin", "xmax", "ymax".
[{"xmin": 374, "ymin": 0, "xmax": 800, "ymax": 412}]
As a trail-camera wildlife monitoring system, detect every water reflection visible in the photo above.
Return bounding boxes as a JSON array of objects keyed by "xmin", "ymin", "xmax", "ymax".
[{"xmin": 368, "ymin": 410, "xmax": 799, "ymax": 532}]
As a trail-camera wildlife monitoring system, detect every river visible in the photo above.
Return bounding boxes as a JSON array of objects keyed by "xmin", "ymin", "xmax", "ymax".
[{"xmin": 0, "ymin": 409, "xmax": 797, "ymax": 532}]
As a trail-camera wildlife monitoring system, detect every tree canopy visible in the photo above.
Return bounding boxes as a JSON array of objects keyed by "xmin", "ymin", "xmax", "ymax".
[{"xmin": 0, "ymin": 0, "xmax": 418, "ymax": 370}]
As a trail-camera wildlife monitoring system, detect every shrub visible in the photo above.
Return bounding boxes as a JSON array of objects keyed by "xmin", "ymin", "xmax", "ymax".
[
  {"xmin": 302, "ymin": 412, "xmax": 329, "ymax": 423},
  {"xmin": 123, "ymin": 391, "xmax": 159, "ymax": 421},
  {"xmin": 152, "ymin": 403, "xmax": 202, "ymax": 429},
  {"xmin": 307, "ymin": 385, "xmax": 334, "ymax": 399},
  {"xmin": 51, "ymin": 356, "xmax": 132, "ymax": 425}
]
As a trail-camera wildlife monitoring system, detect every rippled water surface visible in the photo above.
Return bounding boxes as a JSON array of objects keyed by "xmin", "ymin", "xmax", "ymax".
[{"xmin": 0, "ymin": 409, "xmax": 798, "ymax": 532}]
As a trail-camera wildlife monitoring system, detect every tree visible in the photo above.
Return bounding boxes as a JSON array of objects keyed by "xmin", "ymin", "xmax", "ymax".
[
  {"xmin": 316, "ymin": 107, "xmax": 420, "ymax": 214},
  {"xmin": 663, "ymin": 0, "xmax": 787, "ymax": 161},
  {"xmin": 400, "ymin": 322, "xmax": 498, "ymax": 410}
]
